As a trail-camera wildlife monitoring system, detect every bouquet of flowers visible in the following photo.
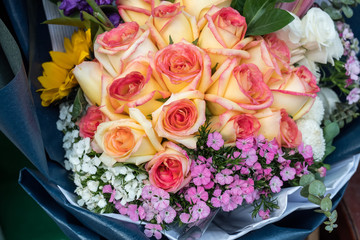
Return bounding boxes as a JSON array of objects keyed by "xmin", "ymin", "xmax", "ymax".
[{"xmin": 1, "ymin": 0, "xmax": 360, "ymax": 239}]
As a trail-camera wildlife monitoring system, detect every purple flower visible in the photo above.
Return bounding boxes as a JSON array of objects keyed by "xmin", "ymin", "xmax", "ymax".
[
  {"xmin": 191, "ymin": 164, "xmax": 212, "ymax": 186},
  {"xmin": 144, "ymin": 224, "xmax": 162, "ymax": 240},
  {"xmin": 258, "ymin": 209, "xmax": 270, "ymax": 220},
  {"xmin": 59, "ymin": 0, "xmax": 113, "ymax": 16},
  {"xmin": 207, "ymin": 132, "xmax": 224, "ymax": 150},
  {"xmin": 107, "ymin": 12, "xmax": 121, "ymax": 27},
  {"xmin": 280, "ymin": 167, "xmax": 296, "ymax": 181},
  {"xmin": 347, "ymin": 88, "xmax": 360, "ymax": 104},
  {"xmin": 191, "ymin": 201, "xmax": 210, "ymax": 220},
  {"xmin": 269, "ymin": 176, "xmax": 283, "ymax": 193},
  {"xmin": 159, "ymin": 206, "xmax": 176, "ymax": 224},
  {"xmin": 215, "ymin": 169, "xmax": 234, "ymax": 185}
]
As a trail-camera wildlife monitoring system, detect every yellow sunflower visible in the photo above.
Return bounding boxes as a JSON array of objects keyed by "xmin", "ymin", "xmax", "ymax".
[{"xmin": 38, "ymin": 29, "xmax": 92, "ymax": 107}]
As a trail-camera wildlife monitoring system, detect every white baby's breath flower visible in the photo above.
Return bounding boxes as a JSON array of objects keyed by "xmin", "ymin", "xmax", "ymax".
[
  {"xmin": 92, "ymin": 157, "xmax": 101, "ymax": 167},
  {"xmin": 98, "ymin": 198, "xmax": 107, "ymax": 208},
  {"xmin": 124, "ymin": 173, "xmax": 135, "ymax": 182},
  {"xmin": 74, "ymin": 174, "xmax": 82, "ymax": 187},
  {"xmin": 296, "ymin": 118, "xmax": 326, "ymax": 161},
  {"xmin": 77, "ymin": 199, "xmax": 85, "ymax": 207},
  {"xmin": 87, "ymin": 180, "xmax": 99, "ymax": 192},
  {"xmin": 64, "ymin": 160, "xmax": 71, "ymax": 171}
]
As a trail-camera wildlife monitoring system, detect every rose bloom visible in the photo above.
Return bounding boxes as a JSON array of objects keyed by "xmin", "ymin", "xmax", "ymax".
[
  {"xmin": 152, "ymin": 91, "xmax": 206, "ymax": 149},
  {"xmin": 256, "ymin": 108, "xmax": 302, "ymax": 148},
  {"xmin": 94, "ymin": 108, "xmax": 163, "ymax": 166},
  {"xmin": 205, "ymin": 60, "xmax": 273, "ymax": 115},
  {"xmin": 94, "ymin": 22, "xmax": 158, "ymax": 77},
  {"xmin": 78, "ymin": 106, "xmax": 108, "ymax": 139},
  {"xmin": 240, "ymin": 36, "xmax": 290, "ymax": 84},
  {"xmin": 101, "ymin": 56, "xmax": 170, "ymax": 120},
  {"xmin": 147, "ymin": 2, "xmax": 198, "ymax": 49},
  {"xmin": 270, "ymin": 65, "xmax": 320, "ymax": 120},
  {"xmin": 198, "ymin": 6, "xmax": 250, "ymax": 68},
  {"xmin": 116, "ymin": 0, "xmax": 160, "ymax": 26},
  {"xmin": 146, "ymin": 141, "xmax": 191, "ymax": 193},
  {"xmin": 153, "ymin": 40, "xmax": 212, "ymax": 93},
  {"xmin": 210, "ymin": 111, "xmax": 261, "ymax": 144},
  {"xmin": 176, "ymin": 0, "xmax": 231, "ymax": 20},
  {"xmin": 73, "ymin": 61, "xmax": 103, "ymax": 105}
]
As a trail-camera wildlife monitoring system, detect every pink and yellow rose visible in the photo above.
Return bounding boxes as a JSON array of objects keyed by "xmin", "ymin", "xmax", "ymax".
[
  {"xmin": 78, "ymin": 106, "xmax": 108, "ymax": 139},
  {"xmin": 146, "ymin": 141, "xmax": 191, "ymax": 193},
  {"xmin": 101, "ymin": 56, "xmax": 170, "ymax": 119},
  {"xmin": 206, "ymin": 59, "xmax": 273, "ymax": 115},
  {"xmin": 116, "ymin": 0, "xmax": 160, "ymax": 26},
  {"xmin": 176, "ymin": 0, "xmax": 231, "ymax": 20},
  {"xmin": 152, "ymin": 91, "xmax": 206, "ymax": 149},
  {"xmin": 270, "ymin": 65, "xmax": 320, "ymax": 120},
  {"xmin": 210, "ymin": 111, "xmax": 261, "ymax": 144},
  {"xmin": 95, "ymin": 22, "xmax": 158, "ymax": 77},
  {"xmin": 152, "ymin": 40, "xmax": 212, "ymax": 93},
  {"xmin": 94, "ymin": 108, "xmax": 163, "ymax": 166},
  {"xmin": 198, "ymin": 6, "xmax": 251, "ymax": 68},
  {"xmin": 147, "ymin": 2, "xmax": 198, "ymax": 49}
]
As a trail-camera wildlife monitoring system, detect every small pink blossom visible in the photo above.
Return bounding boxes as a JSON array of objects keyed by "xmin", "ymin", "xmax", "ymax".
[
  {"xmin": 192, "ymin": 201, "xmax": 211, "ymax": 220},
  {"xmin": 298, "ymin": 143, "xmax": 313, "ymax": 159},
  {"xmin": 269, "ymin": 176, "xmax": 283, "ymax": 193},
  {"xmin": 102, "ymin": 184, "xmax": 116, "ymax": 203},
  {"xmin": 185, "ymin": 186, "xmax": 208, "ymax": 204},
  {"xmin": 259, "ymin": 209, "xmax": 270, "ymax": 220},
  {"xmin": 215, "ymin": 169, "xmax": 234, "ymax": 185},
  {"xmin": 127, "ymin": 204, "xmax": 144, "ymax": 222},
  {"xmin": 151, "ymin": 188, "xmax": 170, "ymax": 211},
  {"xmin": 211, "ymin": 189, "xmax": 230, "ymax": 207},
  {"xmin": 236, "ymin": 136, "xmax": 254, "ymax": 151},
  {"xmin": 141, "ymin": 185, "xmax": 156, "ymax": 200},
  {"xmin": 207, "ymin": 132, "xmax": 224, "ymax": 150},
  {"xmin": 317, "ymin": 167, "xmax": 327, "ymax": 178},
  {"xmin": 347, "ymin": 88, "xmax": 360, "ymax": 104},
  {"xmin": 191, "ymin": 164, "xmax": 212, "ymax": 186},
  {"xmin": 280, "ymin": 167, "xmax": 296, "ymax": 181},
  {"xmin": 242, "ymin": 148, "xmax": 258, "ymax": 167},
  {"xmin": 159, "ymin": 206, "xmax": 176, "ymax": 224},
  {"xmin": 144, "ymin": 224, "xmax": 162, "ymax": 240}
]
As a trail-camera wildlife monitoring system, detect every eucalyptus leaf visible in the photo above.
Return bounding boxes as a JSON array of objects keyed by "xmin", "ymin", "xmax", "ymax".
[
  {"xmin": 308, "ymin": 194, "xmax": 321, "ymax": 205},
  {"xmin": 320, "ymin": 197, "xmax": 332, "ymax": 212},
  {"xmin": 300, "ymin": 185, "xmax": 309, "ymax": 198},
  {"xmin": 342, "ymin": 5, "xmax": 354, "ymax": 18},
  {"xmin": 341, "ymin": 0, "xmax": 355, "ymax": 4},
  {"xmin": 324, "ymin": 7, "xmax": 343, "ymax": 20},
  {"xmin": 323, "ymin": 122, "xmax": 340, "ymax": 143},
  {"xmin": 357, "ymin": 0, "xmax": 360, "ymax": 4},
  {"xmin": 299, "ymin": 173, "xmax": 315, "ymax": 186},
  {"xmin": 308, "ymin": 180, "xmax": 326, "ymax": 197},
  {"xmin": 72, "ymin": 88, "xmax": 87, "ymax": 120},
  {"xmin": 325, "ymin": 225, "xmax": 333, "ymax": 232},
  {"xmin": 329, "ymin": 210, "xmax": 338, "ymax": 222}
]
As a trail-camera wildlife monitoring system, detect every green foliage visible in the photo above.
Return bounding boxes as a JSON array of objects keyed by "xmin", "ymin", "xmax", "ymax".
[
  {"xmin": 169, "ymin": 35, "xmax": 174, "ymax": 45},
  {"xmin": 71, "ymin": 88, "xmax": 87, "ymax": 120},
  {"xmin": 329, "ymin": 102, "xmax": 360, "ymax": 128},
  {"xmin": 233, "ymin": 0, "xmax": 294, "ymax": 36},
  {"xmin": 321, "ymin": 0, "xmax": 359, "ymax": 20},
  {"xmin": 156, "ymin": 97, "xmax": 170, "ymax": 103}
]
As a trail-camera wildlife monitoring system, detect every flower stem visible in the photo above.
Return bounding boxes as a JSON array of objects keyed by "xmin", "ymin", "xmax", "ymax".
[{"xmin": 85, "ymin": 0, "xmax": 114, "ymax": 28}]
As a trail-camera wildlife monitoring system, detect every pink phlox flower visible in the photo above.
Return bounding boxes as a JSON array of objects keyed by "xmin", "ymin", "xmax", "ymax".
[
  {"xmin": 144, "ymin": 223, "xmax": 162, "ymax": 240},
  {"xmin": 115, "ymin": 202, "xmax": 128, "ymax": 215},
  {"xmin": 346, "ymin": 78, "xmax": 354, "ymax": 88},
  {"xmin": 127, "ymin": 204, "xmax": 142, "ymax": 222},
  {"xmin": 269, "ymin": 176, "xmax": 283, "ymax": 193},
  {"xmin": 298, "ymin": 143, "xmax": 313, "ymax": 159},
  {"xmin": 233, "ymin": 151, "xmax": 241, "ymax": 159},
  {"xmin": 265, "ymin": 151, "xmax": 275, "ymax": 164},
  {"xmin": 263, "ymin": 168, "xmax": 273, "ymax": 180},
  {"xmin": 141, "ymin": 185, "xmax": 156, "ymax": 200},
  {"xmin": 207, "ymin": 132, "xmax": 224, "ymax": 150},
  {"xmin": 317, "ymin": 166, "xmax": 327, "ymax": 178},
  {"xmin": 221, "ymin": 195, "xmax": 238, "ymax": 212},
  {"xmin": 151, "ymin": 188, "xmax": 170, "ymax": 211},
  {"xmin": 102, "ymin": 184, "xmax": 116, "ymax": 203},
  {"xmin": 191, "ymin": 164, "xmax": 212, "ymax": 186},
  {"xmin": 211, "ymin": 189, "xmax": 231, "ymax": 208},
  {"xmin": 215, "ymin": 169, "xmax": 234, "ymax": 185},
  {"xmin": 303, "ymin": 165, "xmax": 310, "ymax": 175},
  {"xmin": 203, "ymin": 180, "xmax": 215, "ymax": 190},
  {"xmin": 294, "ymin": 162, "xmax": 304, "ymax": 176},
  {"xmin": 192, "ymin": 201, "xmax": 211, "ymax": 220},
  {"xmin": 305, "ymin": 156, "xmax": 314, "ymax": 166},
  {"xmin": 347, "ymin": 87, "xmax": 360, "ymax": 104},
  {"xmin": 179, "ymin": 213, "xmax": 191, "ymax": 224},
  {"xmin": 142, "ymin": 202, "xmax": 157, "ymax": 221},
  {"xmin": 236, "ymin": 136, "xmax": 254, "ymax": 151},
  {"xmin": 185, "ymin": 186, "xmax": 208, "ymax": 204},
  {"xmin": 159, "ymin": 206, "xmax": 176, "ymax": 224},
  {"xmin": 240, "ymin": 167, "xmax": 250, "ymax": 175},
  {"xmin": 280, "ymin": 167, "xmax": 296, "ymax": 181},
  {"xmin": 343, "ymin": 27, "xmax": 354, "ymax": 40},
  {"xmin": 242, "ymin": 148, "xmax": 258, "ymax": 167},
  {"xmin": 259, "ymin": 209, "xmax": 270, "ymax": 220}
]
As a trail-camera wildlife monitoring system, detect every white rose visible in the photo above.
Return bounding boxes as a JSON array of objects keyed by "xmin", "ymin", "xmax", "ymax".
[
  {"xmin": 275, "ymin": 12, "xmax": 303, "ymax": 50},
  {"xmin": 301, "ymin": 8, "xmax": 343, "ymax": 65}
]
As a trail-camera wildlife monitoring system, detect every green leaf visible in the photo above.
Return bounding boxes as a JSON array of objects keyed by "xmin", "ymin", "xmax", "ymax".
[
  {"xmin": 357, "ymin": 0, "xmax": 360, "ymax": 4},
  {"xmin": 320, "ymin": 197, "xmax": 332, "ymax": 212},
  {"xmin": 324, "ymin": 7, "xmax": 343, "ymax": 20},
  {"xmin": 43, "ymin": 17, "xmax": 88, "ymax": 28},
  {"xmin": 308, "ymin": 180, "xmax": 326, "ymax": 197},
  {"xmin": 341, "ymin": 0, "xmax": 355, "ymax": 4},
  {"xmin": 342, "ymin": 5, "xmax": 354, "ymax": 18},
  {"xmin": 329, "ymin": 210, "xmax": 338, "ymax": 222},
  {"xmin": 323, "ymin": 122, "xmax": 340, "ymax": 143},
  {"xmin": 325, "ymin": 225, "xmax": 333, "ymax": 232},
  {"xmin": 72, "ymin": 88, "xmax": 87, "ymax": 120},
  {"xmin": 156, "ymin": 97, "xmax": 170, "ymax": 103},
  {"xmin": 300, "ymin": 185, "xmax": 309, "ymax": 198},
  {"xmin": 308, "ymin": 194, "xmax": 321, "ymax": 205},
  {"xmin": 169, "ymin": 35, "xmax": 174, "ymax": 45},
  {"xmin": 192, "ymin": 38, "xmax": 199, "ymax": 46},
  {"xmin": 211, "ymin": 63, "xmax": 219, "ymax": 75},
  {"xmin": 244, "ymin": 0, "xmax": 294, "ymax": 36},
  {"xmin": 299, "ymin": 173, "xmax": 315, "ymax": 186},
  {"xmin": 231, "ymin": 0, "xmax": 246, "ymax": 14}
]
